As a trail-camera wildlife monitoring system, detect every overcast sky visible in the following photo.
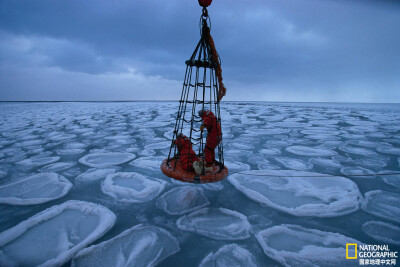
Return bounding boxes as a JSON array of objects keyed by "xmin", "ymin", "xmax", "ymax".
[{"xmin": 0, "ymin": 0, "xmax": 399, "ymax": 102}]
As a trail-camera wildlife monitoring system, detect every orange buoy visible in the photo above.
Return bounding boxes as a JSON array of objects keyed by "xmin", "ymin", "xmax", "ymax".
[{"xmin": 161, "ymin": 158, "xmax": 228, "ymax": 184}]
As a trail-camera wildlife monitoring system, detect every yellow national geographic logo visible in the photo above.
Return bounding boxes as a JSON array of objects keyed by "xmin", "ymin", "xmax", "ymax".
[{"xmin": 346, "ymin": 243, "xmax": 357, "ymax": 259}]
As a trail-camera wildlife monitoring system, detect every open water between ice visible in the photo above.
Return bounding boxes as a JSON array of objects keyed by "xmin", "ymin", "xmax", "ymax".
[{"xmin": 0, "ymin": 101, "xmax": 399, "ymax": 266}]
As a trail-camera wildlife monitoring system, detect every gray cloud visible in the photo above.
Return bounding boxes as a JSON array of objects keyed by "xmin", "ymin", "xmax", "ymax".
[{"xmin": 0, "ymin": 0, "xmax": 399, "ymax": 102}]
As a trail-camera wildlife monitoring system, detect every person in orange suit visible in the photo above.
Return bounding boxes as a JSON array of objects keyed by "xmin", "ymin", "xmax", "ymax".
[
  {"xmin": 199, "ymin": 109, "xmax": 222, "ymax": 167},
  {"xmin": 174, "ymin": 134, "xmax": 198, "ymax": 172}
]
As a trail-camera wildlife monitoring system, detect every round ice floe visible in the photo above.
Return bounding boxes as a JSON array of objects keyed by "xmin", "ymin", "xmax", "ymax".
[
  {"xmin": 258, "ymin": 162, "xmax": 281, "ymax": 170},
  {"xmin": 275, "ymin": 157, "xmax": 313, "ymax": 171},
  {"xmin": 362, "ymin": 221, "xmax": 400, "ymax": 245},
  {"xmin": 156, "ymin": 186, "xmax": 209, "ymax": 215},
  {"xmin": 64, "ymin": 142, "xmax": 87, "ymax": 149},
  {"xmin": 199, "ymin": 244, "xmax": 257, "ymax": 267},
  {"xmin": 39, "ymin": 162, "xmax": 76, "ymax": 173},
  {"xmin": 286, "ymin": 146, "xmax": 337, "ymax": 157},
  {"xmin": 75, "ymin": 168, "xmax": 117, "ymax": 183},
  {"xmin": 16, "ymin": 156, "xmax": 60, "ymax": 167},
  {"xmin": 0, "ymin": 169, "xmax": 7, "ymax": 179},
  {"xmin": 245, "ymin": 128, "xmax": 289, "ymax": 136},
  {"xmin": 71, "ymin": 224, "xmax": 179, "ymax": 267},
  {"xmin": 225, "ymin": 161, "xmax": 251, "ymax": 173},
  {"xmin": 376, "ymin": 146, "xmax": 400, "ymax": 155},
  {"xmin": 308, "ymin": 158, "xmax": 341, "ymax": 168},
  {"xmin": 79, "ymin": 152, "xmax": 136, "ymax": 168},
  {"xmin": 353, "ymin": 158, "xmax": 387, "ymax": 169},
  {"xmin": 101, "ymin": 172, "xmax": 166, "ymax": 203},
  {"xmin": 15, "ymin": 139, "xmax": 45, "ymax": 147},
  {"xmin": 129, "ymin": 156, "xmax": 165, "ymax": 171},
  {"xmin": 260, "ymin": 148, "xmax": 281, "ymax": 156},
  {"xmin": 256, "ymin": 224, "xmax": 360, "ymax": 267},
  {"xmin": 340, "ymin": 167, "xmax": 375, "ymax": 178},
  {"xmin": 362, "ymin": 190, "xmax": 400, "ymax": 223},
  {"xmin": 0, "ymin": 200, "xmax": 116, "ymax": 267},
  {"xmin": 338, "ymin": 146, "xmax": 377, "ymax": 157},
  {"xmin": 228, "ymin": 170, "xmax": 362, "ymax": 217},
  {"xmin": 176, "ymin": 208, "xmax": 251, "ymax": 240},
  {"xmin": 144, "ymin": 141, "xmax": 170, "ymax": 150},
  {"xmin": 202, "ymin": 182, "xmax": 224, "ymax": 191},
  {"xmin": 379, "ymin": 171, "xmax": 400, "ymax": 189},
  {"xmin": 48, "ymin": 133, "xmax": 77, "ymax": 142},
  {"xmin": 0, "ymin": 173, "xmax": 72, "ymax": 205},
  {"xmin": 56, "ymin": 148, "xmax": 86, "ymax": 155},
  {"xmin": 228, "ymin": 142, "xmax": 254, "ymax": 150}
]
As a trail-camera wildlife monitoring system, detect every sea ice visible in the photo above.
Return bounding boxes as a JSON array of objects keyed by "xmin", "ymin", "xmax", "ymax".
[
  {"xmin": 340, "ymin": 167, "xmax": 375, "ymax": 178},
  {"xmin": 75, "ymin": 168, "xmax": 117, "ymax": 183},
  {"xmin": 0, "ymin": 200, "xmax": 116, "ymax": 267},
  {"xmin": 15, "ymin": 139, "xmax": 45, "ymax": 147},
  {"xmin": 228, "ymin": 170, "xmax": 362, "ymax": 217},
  {"xmin": 101, "ymin": 172, "xmax": 166, "ymax": 203},
  {"xmin": 0, "ymin": 169, "xmax": 7, "ymax": 179},
  {"xmin": 0, "ymin": 173, "xmax": 72, "ymax": 205},
  {"xmin": 362, "ymin": 221, "xmax": 400, "ymax": 245},
  {"xmin": 199, "ymin": 244, "xmax": 257, "ymax": 267},
  {"xmin": 259, "ymin": 148, "xmax": 281, "ymax": 156},
  {"xmin": 224, "ymin": 161, "xmax": 251, "ymax": 173},
  {"xmin": 353, "ymin": 158, "xmax": 387, "ymax": 169},
  {"xmin": 144, "ymin": 141, "xmax": 170, "ymax": 150},
  {"xmin": 71, "ymin": 224, "xmax": 180, "ymax": 267},
  {"xmin": 156, "ymin": 186, "xmax": 209, "ymax": 215},
  {"xmin": 79, "ymin": 152, "xmax": 136, "ymax": 168},
  {"xmin": 376, "ymin": 146, "xmax": 400, "ymax": 155},
  {"xmin": 362, "ymin": 190, "xmax": 400, "ymax": 223},
  {"xmin": 48, "ymin": 133, "xmax": 77, "ymax": 142},
  {"xmin": 308, "ymin": 158, "xmax": 341, "ymax": 168},
  {"xmin": 338, "ymin": 146, "xmax": 377, "ymax": 157},
  {"xmin": 129, "ymin": 156, "xmax": 165, "ymax": 172},
  {"xmin": 16, "ymin": 156, "xmax": 60, "ymax": 167},
  {"xmin": 56, "ymin": 148, "xmax": 86, "ymax": 155},
  {"xmin": 39, "ymin": 162, "xmax": 76, "ymax": 173},
  {"xmin": 275, "ymin": 157, "xmax": 313, "ymax": 171},
  {"xmin": 256, "ymin": 224, "xmax": 360, "ymax": 267},
  {"xmin": 286, "ymin": 146, "xmax": 337, "ymax": 157},
  {"xmin": 378, "ymin": 171, "xmax": 400, "ymax": 189},
  {"xmin": 201, "ymin": 182, "xmax": 224, "ymax": 191},
  {"xmin": 176, "ymin": 208, "xmax": 251, "ymax": 240}
]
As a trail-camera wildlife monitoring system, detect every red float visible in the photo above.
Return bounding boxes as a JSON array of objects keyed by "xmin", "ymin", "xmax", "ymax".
[
  {"xmin": 198, "ymin": 0, "xmax": 212, "ymax": 8},
  {"xmin": 161, "ymin": 158, "xmax": 228, "ymax": 184}
]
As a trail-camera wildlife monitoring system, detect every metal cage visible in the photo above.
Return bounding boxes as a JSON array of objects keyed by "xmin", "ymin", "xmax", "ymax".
[{"xmin": 166, "ymin": 17, "xmax": 225, "ymax": 174}]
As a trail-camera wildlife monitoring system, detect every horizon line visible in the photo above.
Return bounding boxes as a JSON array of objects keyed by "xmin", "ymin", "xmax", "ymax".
[{"xmin": 0, "ymin": 100, "xmax": 400, "ymax": 104}]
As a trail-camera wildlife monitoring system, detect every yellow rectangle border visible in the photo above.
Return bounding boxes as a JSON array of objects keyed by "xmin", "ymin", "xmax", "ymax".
[{"xmin": 346, "ymin": 243, "xmax": 357, "ymax": 259}]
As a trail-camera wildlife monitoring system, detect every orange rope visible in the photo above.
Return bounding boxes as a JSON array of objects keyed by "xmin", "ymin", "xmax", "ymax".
[{"xmin": 204, "ymin": 24, "xmax": 226, "ymax": 101}]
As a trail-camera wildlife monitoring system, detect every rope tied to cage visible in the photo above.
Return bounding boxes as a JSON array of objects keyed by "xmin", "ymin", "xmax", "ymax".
[{"xmin": 201, "ymin": 12, "xmax": 227, "ymax": 101}]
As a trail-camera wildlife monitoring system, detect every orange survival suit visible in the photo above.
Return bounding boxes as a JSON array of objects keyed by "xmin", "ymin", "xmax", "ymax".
[
  {"xmin": 174, "ymin": 134, "xmax": 198, "ymax": 172},
  {"xmin": 199, "ymin": 110, "xmax": 221, "ymax": 166}
]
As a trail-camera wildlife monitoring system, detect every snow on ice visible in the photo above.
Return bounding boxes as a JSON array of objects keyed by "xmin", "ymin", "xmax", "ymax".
[
  {"xmin": 79, "ymin": 152, "xmax": 136, "ymax": 168},
  {"xmin": 199, "ymin": 244, "xmax": 257, "ymax": 267},
  {"xmin": 256, "ymin": 224, "xmax": 361, "ymax": 267},
  {"xmin": 362, "ymin": 190, "xmax": 400, "ymax": 223},
  {"xmin": 176, "ymin": 208, "xmax": 251, "ymax": 240},
  {"xmin": 101, "ymin": 172, "xmax": 166, "ymax": 203},
  {"xmin": 71, "ymin": 224, "xmax": 180, "ymax": 267},
  {"xmin": 362, "ymin": 221, "xmax": 400, "ymax": 245},
  {"xmin": 1, "ymin": 102, "xmax": 400, "ymax": 266},
  {"xmin": 0, "ymin": 173, "xmax": 72, "ymax": 205},
  {"xmin": 156, "ymin": 186, "xmax": 209, "ymax": 215},
  {"xmin": 0, "ymin": 200, "xmax": 116, "ymax": 266},
  {"xmin": 228, "ymin": 170, "xmax": 362, "ymax": 217}
]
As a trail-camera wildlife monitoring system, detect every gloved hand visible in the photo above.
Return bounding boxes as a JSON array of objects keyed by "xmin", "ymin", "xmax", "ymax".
[{"xmin": 200, "ymin": 124, "xmax": 205, "ymax": 132}]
